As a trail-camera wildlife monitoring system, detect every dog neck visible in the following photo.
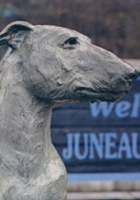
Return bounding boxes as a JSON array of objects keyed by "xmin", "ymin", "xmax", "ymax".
[{"xmin": 0, "ymin": 58, "xmax": 53, "ymax": 180}]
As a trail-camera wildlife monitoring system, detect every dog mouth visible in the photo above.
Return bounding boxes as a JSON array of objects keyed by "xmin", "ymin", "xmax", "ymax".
[
  {"xmin": 74, "ymin": 87, "xmax": 129, "ymax": 103},
  {"xmin": 72, "ymin": 70, "xmax": 137, "ymax": 103}
]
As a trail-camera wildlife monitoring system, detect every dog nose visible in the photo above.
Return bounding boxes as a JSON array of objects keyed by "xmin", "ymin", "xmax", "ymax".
[
  {"xmin": 124, "ymin": 69, "xmax": 138, "ymax": 82},
  {"xmin": 111, "ymin": 68, "xmax": 138, "ymax": 93}
]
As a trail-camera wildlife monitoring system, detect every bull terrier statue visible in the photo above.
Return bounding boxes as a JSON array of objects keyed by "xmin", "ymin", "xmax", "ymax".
[{"xmin": 0, "ymin": 21, "xmax": 138, "ymax": 200}]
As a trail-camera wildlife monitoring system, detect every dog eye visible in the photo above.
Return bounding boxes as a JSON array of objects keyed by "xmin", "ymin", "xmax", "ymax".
[
  {"xmin": 62, "ymin": 37, "xmax": 79, "ymax": 49},
  {"xmin": 64, "ymin": 37, "xmax": 78, "ymax": 45}
]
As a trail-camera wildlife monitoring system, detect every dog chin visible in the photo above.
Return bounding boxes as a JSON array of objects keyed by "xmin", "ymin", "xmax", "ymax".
[{"xmin": 74, "ymin": 89, "xmax": 127, "ymax": 103}]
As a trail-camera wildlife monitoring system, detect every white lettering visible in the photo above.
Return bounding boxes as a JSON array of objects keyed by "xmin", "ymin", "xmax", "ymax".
[
  {"xmin": 132, "ymin": 132, "xmax": 140, "ymax": 159},
  {"xmin": 89, "ymin": 133, "xmax": 104, "ymax": 159},
  {"xmin": 115, "ymin": 101, "xmax": 131, "ymax": 118},
  {"xmin": 74, "ymin": 133, "xmax": 88, "ymax": 160},
  {"xmin": 90, "ymin": 93, "xmax": 140, "ymax": 118},
  {"xmin": 131, "ymin": 94, "xmax": 140, "ymax": 118},
  {"xmin": 105, "ymin": 133, "xmax": 117, "ymax": 159},
  {"xmin": 62, "ymin": 132, "xmax": 140, "ymax": 161},
  {"xmin": 62, "ymin": 133, "xmax": 73, "ymax": 160},
  {"xmin": 90, "ymin": 102, "xmax": 114, "ymax": 118},
  {"xmin": 118, "ymin": 132, "xmax": 132, "ymax": 159}
]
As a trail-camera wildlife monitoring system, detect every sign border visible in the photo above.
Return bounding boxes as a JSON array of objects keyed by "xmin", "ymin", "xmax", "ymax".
[{"xmin": 68, "ymin": 172, "xmax": 140, "ymax": 182}]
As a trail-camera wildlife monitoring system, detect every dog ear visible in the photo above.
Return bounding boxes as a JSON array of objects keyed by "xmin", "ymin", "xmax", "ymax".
[{"xmin": 0, "ymin": 21, "xmax": 33, "ymax": 49}]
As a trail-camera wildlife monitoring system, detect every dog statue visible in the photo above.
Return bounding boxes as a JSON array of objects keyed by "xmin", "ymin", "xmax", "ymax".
[{"xmin": 0, "ymin": 21, "xmax": 137, "ymax": 200}]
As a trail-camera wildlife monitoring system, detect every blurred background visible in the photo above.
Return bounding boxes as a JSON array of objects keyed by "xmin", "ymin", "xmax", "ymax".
[
  {"xmin": 0, "ymin": 1, "xmax": 140, "ymax": 199},
  {"xmin": 0, "ymin": 0, "xmax": 140, "ymax": 58}
]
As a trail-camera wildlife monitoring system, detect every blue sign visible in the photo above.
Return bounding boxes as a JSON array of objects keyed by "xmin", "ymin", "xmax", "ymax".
[{"xmin": 52, "ymin": 75, "xmax": 140, "ymax": 181}]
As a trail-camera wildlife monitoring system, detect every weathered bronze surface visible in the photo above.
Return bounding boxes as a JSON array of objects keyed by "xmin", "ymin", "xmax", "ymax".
[{"xmin": 0, "ymin": 21, "xmax": 137, "ymax": 200}]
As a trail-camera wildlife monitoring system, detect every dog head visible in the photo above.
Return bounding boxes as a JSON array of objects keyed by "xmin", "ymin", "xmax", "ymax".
[{"xmin": 0, "ymin": 21, "xmax": 138, "ymax": 105}]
